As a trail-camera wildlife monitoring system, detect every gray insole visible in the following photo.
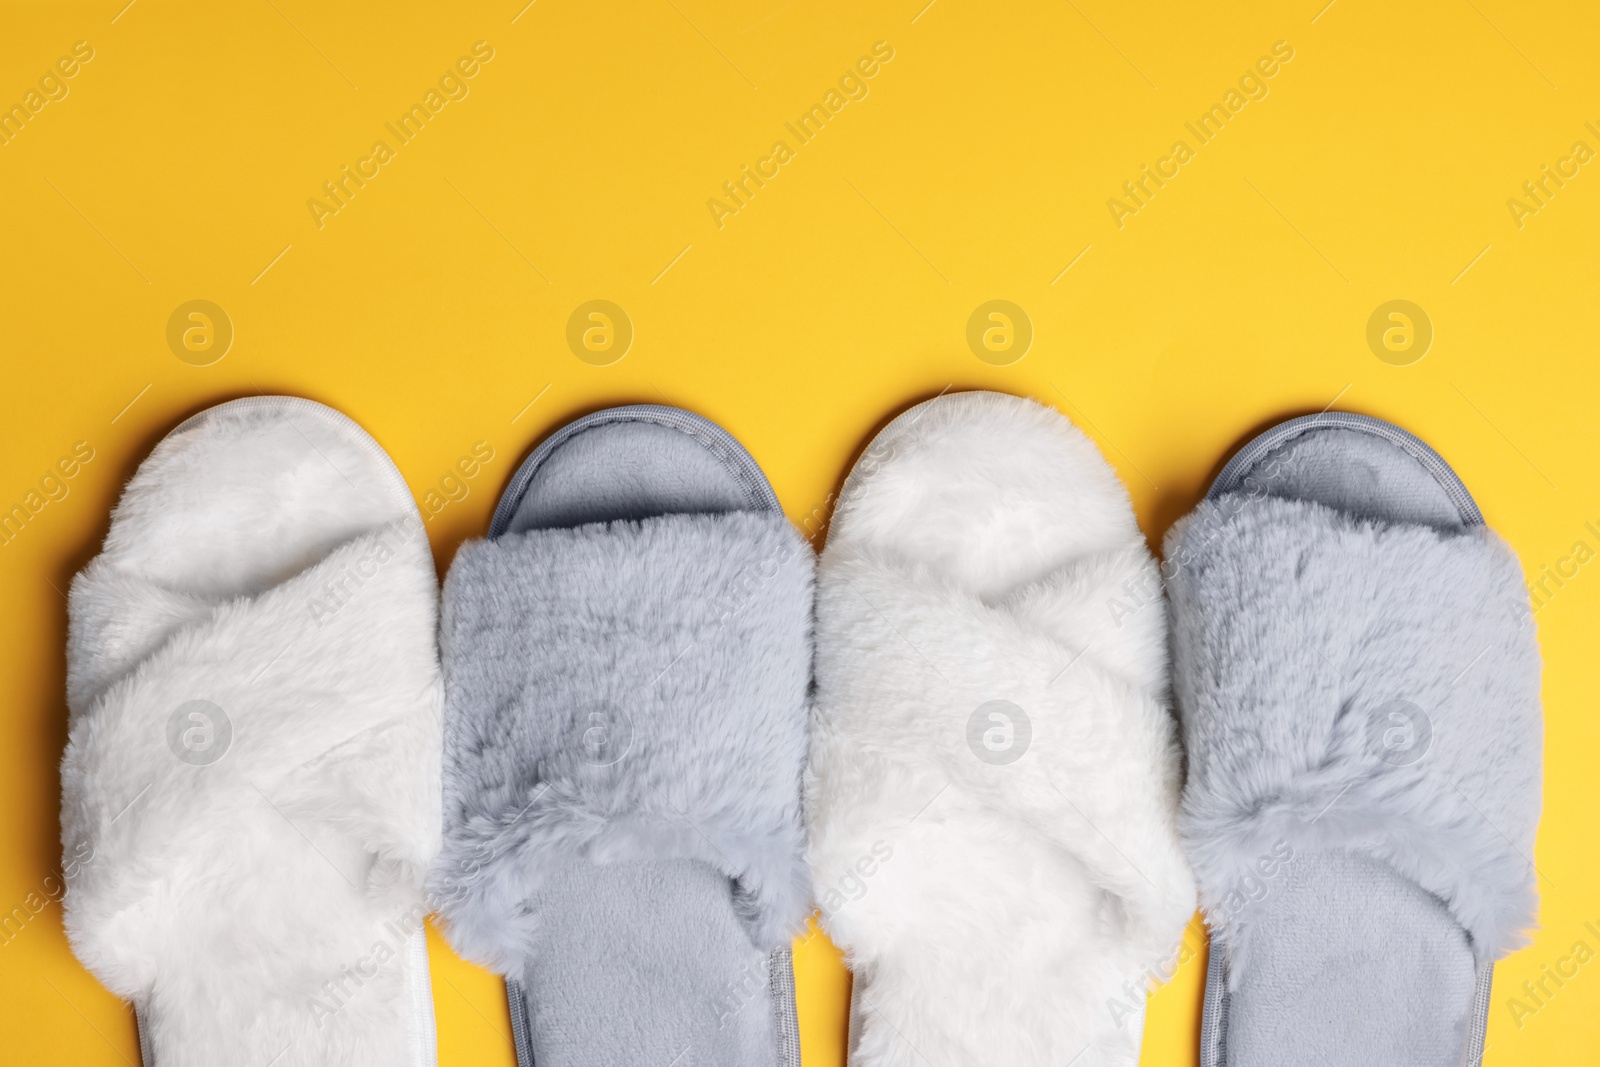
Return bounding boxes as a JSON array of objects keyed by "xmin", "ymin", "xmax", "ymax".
[
  {"xmin": 492, "ymin": 406, "xmax": 796, "ymax": 1067},
  {"xmin": 1223, "ymin": 850, "xmax": 1478, "ymax": 1066},
  {"xmin": 516, "ymin": 858, "xmax": 779, "ymax": 1067},
  {"xmin": 1204, "ymin": 418, "xmax": 1489, "ymax": 1067},
  {"xmin": 501, "ymin": 420, "xmax": 757, "ymax": 534},
  {"xmin": 1222, "ymin": 424, "xmax": 1471, "ymax": 530}
]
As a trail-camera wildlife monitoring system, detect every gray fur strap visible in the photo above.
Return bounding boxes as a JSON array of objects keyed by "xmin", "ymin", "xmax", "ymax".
[
  {"xmin": 1166, "ymin": 493, "xmax": 1541, "ymax": 962},
  {"xmin": 433, "ymin": 510, "xmax": 814, "ymax": 973}
]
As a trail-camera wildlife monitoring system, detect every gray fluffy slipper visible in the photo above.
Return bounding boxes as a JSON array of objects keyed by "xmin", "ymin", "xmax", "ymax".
[
  {"xmin": 430, "ymin": 405, "xmax": 810, "ymax": 1067},
  {"xmin": 1165, "ymin": 411, "xmax": 1542, "ymax": 1067}
]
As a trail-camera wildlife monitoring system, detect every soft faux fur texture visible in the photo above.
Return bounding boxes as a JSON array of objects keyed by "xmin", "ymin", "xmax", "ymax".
[
  {"xmin": 807, "ymin": 393, "xmax": 1195, "ymax": 1067},
  {"xmin": 60, "ymin": 400, "xmax": 443, "ymax": 1067},
  {"xmin": 1166, "ymin": 492, "xmax": 1542, "ymax": 971},
  {"xmin": 432, "ymin": 509, "xmax": 814, "ymax": 973}
]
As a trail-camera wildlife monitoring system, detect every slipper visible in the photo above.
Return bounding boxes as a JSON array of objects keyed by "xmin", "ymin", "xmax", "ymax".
[
  {"xmin": 806, "ymin": 391, "xmax": 1196, "ymax": 1067},
  {"xmin": 1164, "ymin": 411, "xmax": 1543, "ymax": 1067},
  {"xmin": 60, "ymin": 397, "xmax": 443, "ymax": 1067},
  {"xmin": 431, "ymin": 404, "xmax": 811, "ymax": 1067}
]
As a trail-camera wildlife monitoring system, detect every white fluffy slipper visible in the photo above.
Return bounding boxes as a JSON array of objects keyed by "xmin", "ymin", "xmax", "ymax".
[
  {"xmin": 60, "ymin": 397, "xmax": 443, "ymax": 1067},
  {"xmin": 806, "ymin": 391, "xmax": 1195, "ymax": 1067}
]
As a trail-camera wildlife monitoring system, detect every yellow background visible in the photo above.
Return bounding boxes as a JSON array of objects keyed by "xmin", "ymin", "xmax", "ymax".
[{"xmin": 2, "ymin": 0, "xmax": 1597, "ymax": 1062}]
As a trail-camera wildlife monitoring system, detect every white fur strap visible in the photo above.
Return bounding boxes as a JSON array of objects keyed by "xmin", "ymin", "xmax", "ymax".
[
  {"xmin": 811, "ymin": 548, "xmax": 1192, "ymax": 938},
  {"xmin": 60, "ymin": 525, "xmax": 443, "ymax": 1003}
]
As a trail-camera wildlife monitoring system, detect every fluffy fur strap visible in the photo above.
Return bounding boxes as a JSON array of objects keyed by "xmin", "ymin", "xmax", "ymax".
[
  {"xmin": 810, "ymin": 544, "xmax": 1193, "ymax": 945},
  {"xmin": 60, "ymin": 523, "xmax": 443, "ymax": 1022},
  {"xmin": 433, "ymin": 511, "xmax": 813, "ymax": 974},
  {"xmin": 808, "ymin": 543, "xmax": 1194, "ymax": 1065},
  {"xmin": 1166, "ymin": 494, "xmax": 1542, "ymax": 962}
]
